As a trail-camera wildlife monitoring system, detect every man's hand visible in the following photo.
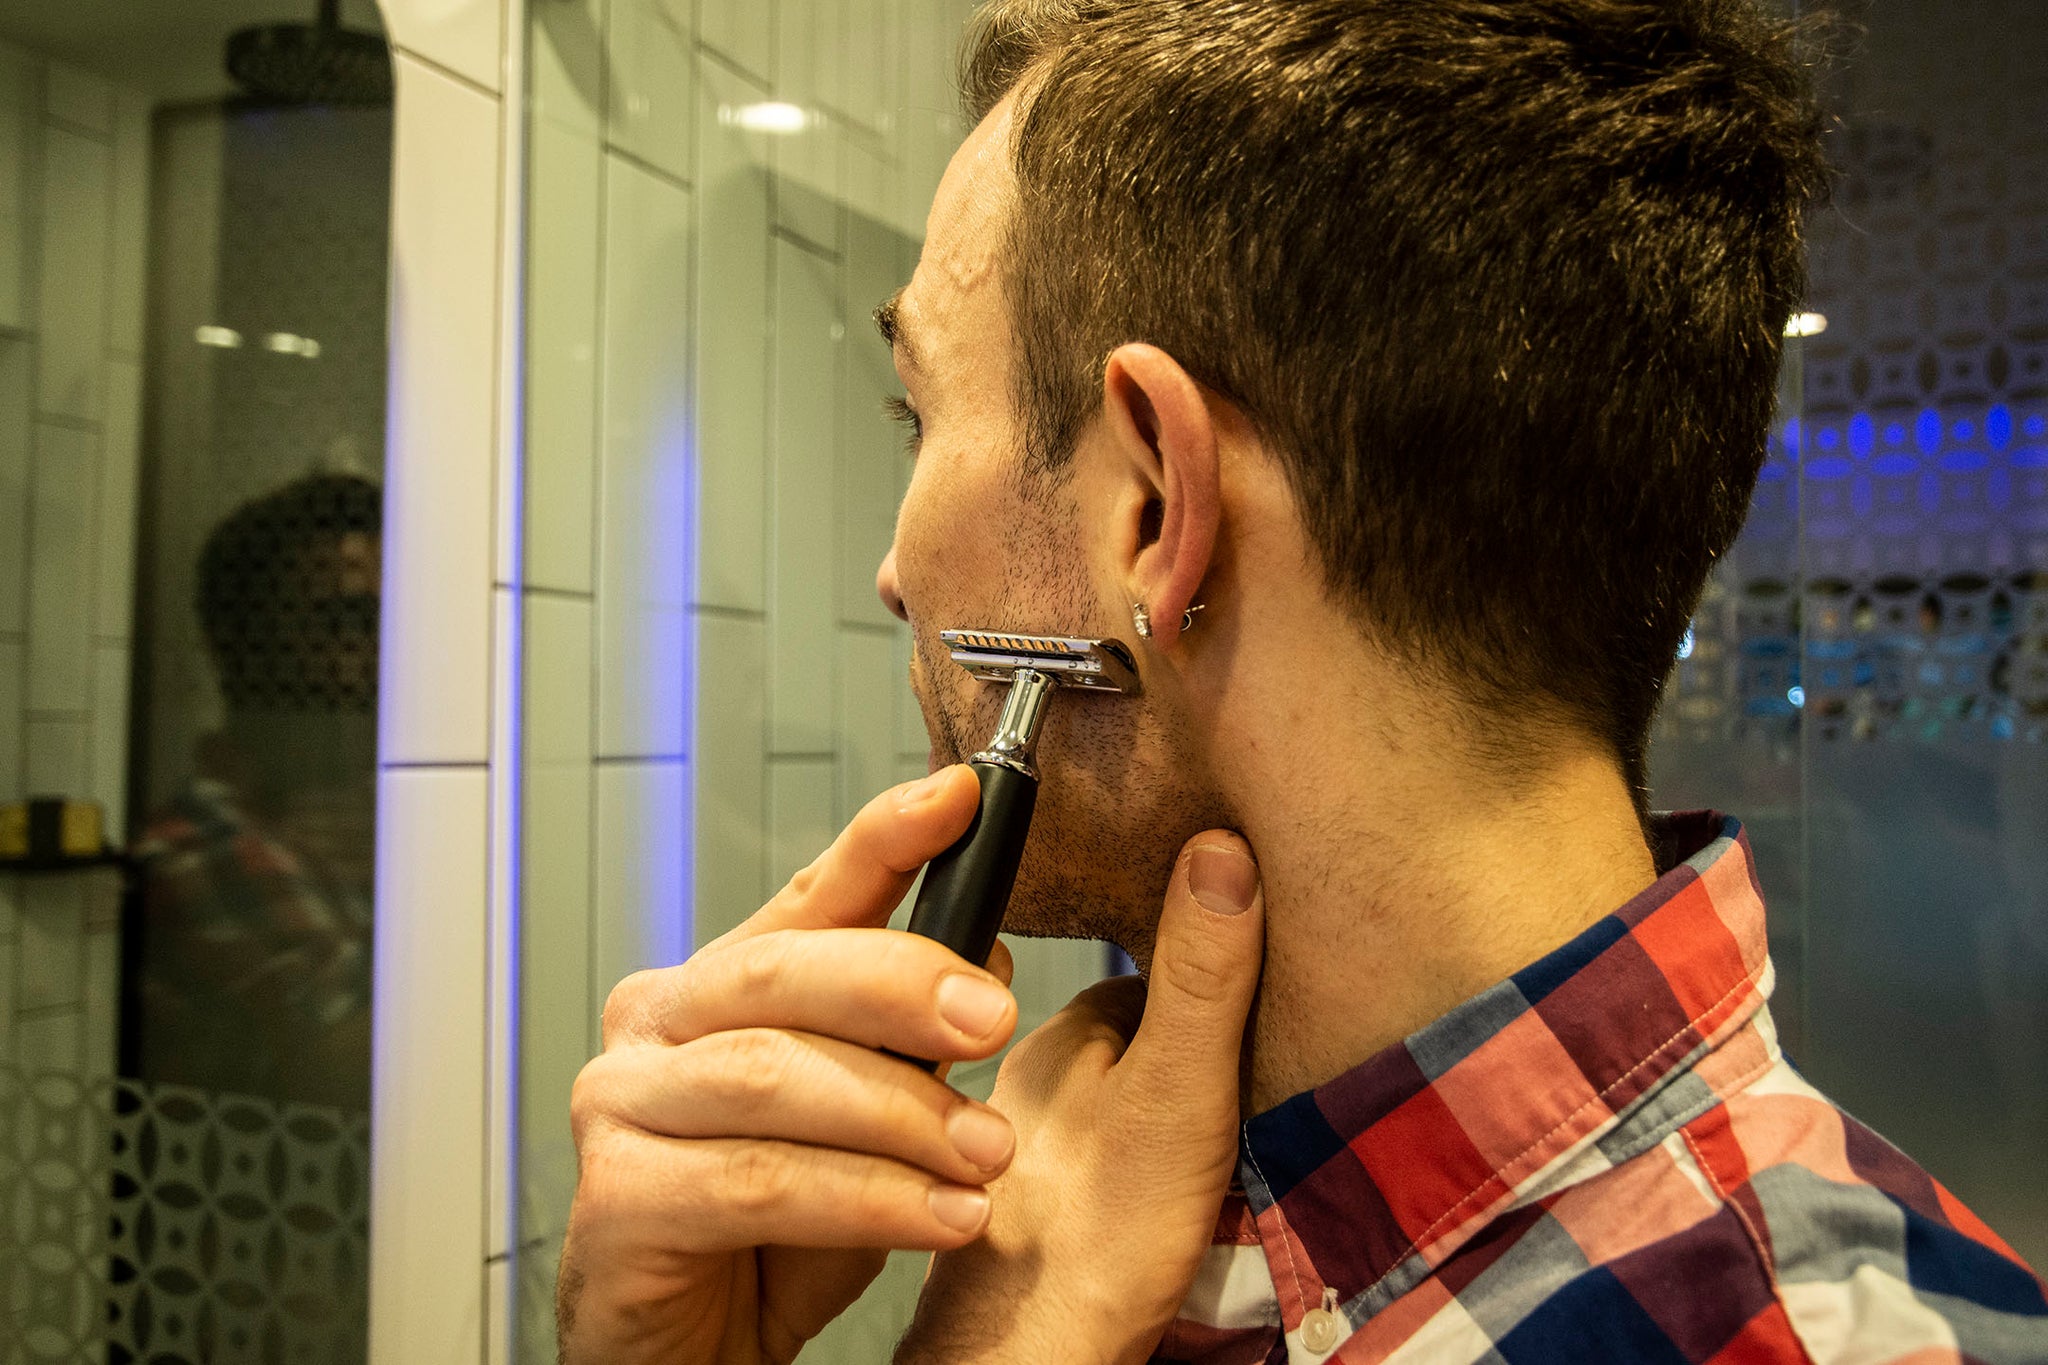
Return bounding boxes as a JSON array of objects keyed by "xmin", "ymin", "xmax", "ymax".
[
  {"xmin": 898, "ymin": 833, "xmax": 1265, "ymax": 1365},
  {"xmin": 557, "ymin": 766, "xmax": 1023, "ymax": 1365}
]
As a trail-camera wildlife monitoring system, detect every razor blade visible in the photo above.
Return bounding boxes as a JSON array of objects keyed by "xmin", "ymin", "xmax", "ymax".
[{"xmin": 940, "ymin": 629, "xmax": 1141, "ymax": 695}]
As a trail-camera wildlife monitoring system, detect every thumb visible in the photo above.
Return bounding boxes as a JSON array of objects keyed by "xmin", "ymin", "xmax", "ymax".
[{"xmin": 1119, "ymin": 832, "xmax": 1264, "ymax": 1104}]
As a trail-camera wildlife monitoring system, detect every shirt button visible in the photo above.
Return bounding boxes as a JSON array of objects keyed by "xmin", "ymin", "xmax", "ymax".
[{"xmin": 1300, "ymin": 1307, "xmax": 1342, "ymax": 1353}]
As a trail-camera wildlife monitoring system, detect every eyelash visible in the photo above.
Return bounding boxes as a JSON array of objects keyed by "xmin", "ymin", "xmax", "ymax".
[{"xmin": 884, "ymin": 395, "xmax": 924, "ymax": 454}]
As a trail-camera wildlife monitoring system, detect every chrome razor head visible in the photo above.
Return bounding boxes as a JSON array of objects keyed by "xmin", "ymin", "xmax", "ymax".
[{"xmin": 941, "ymin": 629, "xmax": 1141, "ymax": 695}]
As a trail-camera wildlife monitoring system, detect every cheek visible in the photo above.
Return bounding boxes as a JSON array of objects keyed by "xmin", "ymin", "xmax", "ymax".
[{"xmin": 895, "ymin": 455, "xmax": 1021, "ymax": 621}]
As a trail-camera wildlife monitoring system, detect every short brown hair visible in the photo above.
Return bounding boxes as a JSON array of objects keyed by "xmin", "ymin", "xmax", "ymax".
[{"xmin": 964, "ymin": 0, "xmax": 1828, "ymax": 797}]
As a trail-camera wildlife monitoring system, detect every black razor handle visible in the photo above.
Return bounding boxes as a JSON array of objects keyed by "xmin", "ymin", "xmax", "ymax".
[{"xmin": 901, "ymin": 761, "xmax": 1038, "ymax": 1069}]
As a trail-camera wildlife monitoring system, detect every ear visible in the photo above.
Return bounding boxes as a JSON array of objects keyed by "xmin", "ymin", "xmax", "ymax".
[{"xmin": 1100, "ymin": 343, "xmax": 1220, "ymax": 646}]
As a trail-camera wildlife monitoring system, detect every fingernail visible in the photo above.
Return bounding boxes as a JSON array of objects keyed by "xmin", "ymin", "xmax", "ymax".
[
  {"xmin": 946, "ymin": 1104, "xmax": 1015, "ymax": 1173},
  {"xmin": 936, "ymin": 972, "xmax": 1011, "ymax": 1038},
  {"xmin": 1188, "ymin": 844, "xmax": 1258, "ymax": 915},
  {"xmin": 900, "ymin": 771, "xmax": 948, "ymax": 805},
  {"xmin": 928, "ymin": 1184, "xmax": 990, "ymax": 1233}
]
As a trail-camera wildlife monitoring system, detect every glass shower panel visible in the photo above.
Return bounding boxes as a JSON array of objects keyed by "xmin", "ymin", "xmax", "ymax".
[
  {"xmin": 0, "ymin": 3, "xmax": 390, "ymax": 1360},
  {"xmin": 1650, "ymin": 0, "xmax": 2048, "ymax": 1270}
]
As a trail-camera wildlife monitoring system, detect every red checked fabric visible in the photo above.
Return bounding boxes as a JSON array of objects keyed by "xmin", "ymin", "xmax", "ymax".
[{"xmin": 1155, "ymin": 813, "xmax": 2048, "ymax": 1364}]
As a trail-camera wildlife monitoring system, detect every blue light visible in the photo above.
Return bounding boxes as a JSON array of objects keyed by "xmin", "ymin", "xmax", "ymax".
[
  {"xmin": 1953, "ymin": 419, "xmax": 1975, "ymax": 442},
  {"xmin": 1787, "ymin": 686, "xmax": 1806, "ymax": 707},
  {"xmin": 1782, "ymin": 418, "xmax": 1802, "ymax": 456},
  {"xmin": 1817, "ymin": 427, "xmax": 1840, "ymax": 451},
  {"xmin": 1884, "ymin": 422, "xmax": 1907, "ymax": 447},
  {"xmin": 1677, "ymin": 624, "xmax": 1696, "ymax": 661},
  {"xmin": 1849, "ymin": 413, "xmax": 1875, "ymax": 459},
  {"xmin": 2025, "ymin": 415, "xmax": 2046, "ymax": 439},
  {"xmin": 1986, "ymin": 405, "xmax": 2012, "ymax": 449},
  {"xmin": 1915, "ymin": 409, "xmax": 1943, "ymax": 453}
]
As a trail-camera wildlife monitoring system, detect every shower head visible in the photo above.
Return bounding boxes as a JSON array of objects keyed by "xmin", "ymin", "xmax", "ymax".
[{"xmin": 227, "ymin": 0, "xmax": 394, "ymax": 106}]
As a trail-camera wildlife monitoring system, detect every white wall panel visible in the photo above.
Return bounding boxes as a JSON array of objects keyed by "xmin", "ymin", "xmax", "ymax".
[
  {"xmin": 370, "ymin": 764, "xmax": 490, "ymax": 1365},
  {"xmin": 767, "ymin": 754, "xmax": 836, "ymax": 891},
  {"xmin": 768, "ymin": 238, "xmax": 840, "ymax": 753},
  {"xmin": 607, "ymin": 0, "xmax": 695, "ymax": 184},
  {"xmin": 106, "ymin": 91, "xmax": 149, "ymax": 359},
  {"xmin": 0, "ymin": 341, "xmax": 29, "ymax": 634},
  {"xmin": 0, "ymin": 635, "xmax": 21, "ymax": 795},
  {"xmin": 596, "ymin": 156, "xmax": 693, "ymax": 758},
  {"xmin": 95, "ymin": 357, "xmax": 142, "ymax": 638},
  {"xmin": 591, "ymin": 757, "xmax": 689, "ymax": 995},
  {"xmin": 701, "ymin": 0, "xmax": 773, "ymax": 86},
  {"xmin": 41, "ymin": 62, "xmax": 110, "ymax": 136},
  {"xmin": 36, "ymin": 125, "xmax": 110, "ymax": 423},
  {"xmin": 22, "ymin": 716, "xmax": 86, "ymax": 795},
  {"xmin": 88, "ymin": 643, "xmax": 128, "ymax": 833},
  {"xmin": 525, "ymin": 593, "xmax": 594, "ymax": 764},
  {"xmin": 25, "ymin": 423, "xmax": 96, "ymax": 712},
  {"xmin": 691, "ymin": 610, "xmax": 767, "ymax": 944},
  {"xmin": 17, "ymin": 879, "xmax": 83, "ymax": 1012},
  {"xmin": 836, "ymin": 628, "xmax": 896, "ymax": 825},
  {"xmin": 380, "ymin": 0, "xmax": 504, "ymax": 94},
  {"xmin": 693, "ymin": 60, "xmax": 773, "ymax": 613},
  {"xmin": 518, "ymin": 760, "xmax": 593, "ymax": 1235},
  {"xmin": 380, "ymin": 53, "xmax": 499, "ymax": 765},
  {"xmin": 524, "ymin": 117, "xmax": 600, "ymax": 594},
  {"xmin": 0, "ymin": 44, "xmax": 31, "ymax": 331}
]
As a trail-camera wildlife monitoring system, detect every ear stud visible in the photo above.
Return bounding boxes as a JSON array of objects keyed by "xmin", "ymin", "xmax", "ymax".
[{"xmin": 1131, "ymin": 602, "xmax": 1153, "ymax": 639}]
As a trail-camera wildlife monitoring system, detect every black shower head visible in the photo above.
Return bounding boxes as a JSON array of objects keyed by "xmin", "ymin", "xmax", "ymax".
[{"xmin": 226, "ymin": 0, "xmax": 393, "ymax": 105}]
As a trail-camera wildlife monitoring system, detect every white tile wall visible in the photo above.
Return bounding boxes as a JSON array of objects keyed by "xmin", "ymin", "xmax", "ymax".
[
  {"xmin": 606, "ymin": 0, "xmax": 695, "ymax": 183},
  {"xmin": 595, "ymin": 156, "xmax": 694, "ymax": 759},
  {"xmin": 700, "ymin": 0, "xmax": 772, "ymax": 85},
  {"xmin": 42, "ymin": 62, "xmax": 111, "ymax": 136},
  {"xmin": 524, "ymin": 117, "xmax": 601, "ymax": 594},
  {"xmin": 95, "ymin": 358, "xmax": 143, "ymax": 637},
  {"xmin": 769, "ymin": 237, "xmax": 841, "ymax": 754},
  {"xmin": 380, "ymin": 52, "xmax": 501, "ymax": 766},
  {"xmin": 88, "ymin": 643, "xmax": 129, "ymax": 833},
  {"xmin": 691, "ymin": 610, "xmax": 768, "ymax": 943},
  {"xmin": 0, "ymin": 637, "xmax": 20, "ymax": 795},
  {"xmin": 381, "ymin": 0, "xmax": 505, "ymax": 93},
  {"xmin": 591, "ymin": 757, "xmax": 689, "ymax": 988},
  {"xmin": 106, "ymin": 92, "xmax": 149, "ymax": 358},
  {"xmin": 693, "ymin": 61, "xmax": 773, "ymax": 613},
  {"xmin": 37, "ymin": 126, "xmax": 111, "ymax": 423},
  {"xmin": 370, "ymin": 764, "xmax": 491, "ymax": 1365},
  {"xmin": 767, "ymin": 754, "xmax": 837, "ymax": 889},
  {"xmin": 524, "ymin": 594, "xmax": 594, "ymax": 764},
  {"xmin": 24, "ymin": 716, "xmax": 87, "ymax": 796},
  {"xmin": 519, "ymin": 760, "xmax": 593, "ymax": 1231},
  {"xmin": 0, "ymin": 340, "xmax": 29, "ymax": 635},
  {"xmin": 17, "ymin": 879, "xmax": 84, "ymax": 1013},
  {"xmin": 0, "ymin": 45, "xmax": 30, "ymax": 331},
  {"xmin": 24, "ymin": 423, "xmax": 97, "ymax": 712}
]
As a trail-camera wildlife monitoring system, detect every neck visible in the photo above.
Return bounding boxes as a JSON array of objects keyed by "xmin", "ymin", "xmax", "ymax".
[{"xmin": 1212, "ymin": 691, "xmax": 1657, "ymax": 1113}]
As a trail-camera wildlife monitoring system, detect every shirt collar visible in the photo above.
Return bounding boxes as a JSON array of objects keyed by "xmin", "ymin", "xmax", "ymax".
[{"xmin": 1236, "ymin": 811, "xmax": 1773, "ymax": 1324}]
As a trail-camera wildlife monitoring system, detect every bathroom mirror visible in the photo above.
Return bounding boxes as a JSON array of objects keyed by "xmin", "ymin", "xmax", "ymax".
[{"xmin": 0, "ymin": 2, "xmax": 390, "ymax": 1360}]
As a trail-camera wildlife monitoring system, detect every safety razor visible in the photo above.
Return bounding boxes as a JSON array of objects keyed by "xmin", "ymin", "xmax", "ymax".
[{"xmin": 903, "ymin": 629, "xmax": 1139, "ymax": 1058}]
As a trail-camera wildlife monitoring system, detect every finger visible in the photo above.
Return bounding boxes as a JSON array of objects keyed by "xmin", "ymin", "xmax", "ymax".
[
  {"xmin": 590, "ymin": 1028, "xmax": 1016, "ymax": 1184},
  {"xmin": 577, "ymin": 1133, "xmax": 993, "ymax": 1253},
  {"xmin": 614, "ymin": 927, "xmax": 1015, "ymax": 1060},
  {"xmin": 742, "ymin": 767, "xmax": 981, "ymax": 939},
  {"xmin": 1117, "ymin": 832, "xmax": 1264, "ymax": 1104}
]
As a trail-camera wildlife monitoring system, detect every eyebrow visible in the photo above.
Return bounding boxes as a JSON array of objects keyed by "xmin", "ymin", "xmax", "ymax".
[{"xmin": 873, "ymin": 289, "xmax": 924, "ymax": 375}]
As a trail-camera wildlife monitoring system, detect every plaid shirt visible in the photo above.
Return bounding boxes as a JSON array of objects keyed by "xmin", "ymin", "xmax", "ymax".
[{"xmin": 1158, "ymin": 812, "xmax": 2048, "ymax": 1364}]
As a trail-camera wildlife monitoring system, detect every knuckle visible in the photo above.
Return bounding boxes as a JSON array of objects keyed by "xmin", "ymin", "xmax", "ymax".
[
  {"xmin": 732, "ymin": 935, "xmax": 793, "ymax": 1001},
  {"xmin": 719, "ymin": 1143, "xmax": 794, "ymax": 1215},
  {"xmin": 713, "ymin": 1030, "xmax": 799, "ymax": 1116},
  {"xmin": 1158, "ymin": 943, "xmax": 1236, "ymax": 1006}
]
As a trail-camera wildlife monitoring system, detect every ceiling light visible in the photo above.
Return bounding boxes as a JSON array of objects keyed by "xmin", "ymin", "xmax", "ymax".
[
  {"xmin": 194, "ymin": 325, "xmax": 243, "ymax": 348},
  {"xmin": 1784, "ymin": 312, "xmax": 1828, "ymax": 338},
  {"xmin": 720, "ymin": 101, "xmax": 809, "ymax": 134}
]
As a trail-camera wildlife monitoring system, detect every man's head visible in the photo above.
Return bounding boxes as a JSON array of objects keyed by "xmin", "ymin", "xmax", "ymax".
[
  {"xmin": 878, "ymin": 0, "xmax": 1825, "ymax": 951},
  {"xmin": 199, "ymin": 473, "xmax": 383, "ymax": 716}
]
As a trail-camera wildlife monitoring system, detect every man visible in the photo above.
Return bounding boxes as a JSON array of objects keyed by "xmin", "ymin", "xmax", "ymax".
[
  {"xmin": 135, "ymin": 473, "xmax": 380, "ymax": 1111},
  {"xmin": 559, "ymin": 0, "xmax": 2048, "ymax": 1360}
]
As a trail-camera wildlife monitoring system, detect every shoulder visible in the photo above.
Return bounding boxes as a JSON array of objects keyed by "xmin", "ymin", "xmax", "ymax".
[{"xmin": 1676, "ymin": 1058, "xmax": 2048, "ymax": 1364}]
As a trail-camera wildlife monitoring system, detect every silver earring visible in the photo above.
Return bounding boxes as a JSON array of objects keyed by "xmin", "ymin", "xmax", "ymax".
[
  {"xmin": 1131, "ymin": 602, "xmax": 1153, "ymax": 639},
  {"xmin": 1181, "ymin": 603, "xmax": 1205, "ymax": 634}
]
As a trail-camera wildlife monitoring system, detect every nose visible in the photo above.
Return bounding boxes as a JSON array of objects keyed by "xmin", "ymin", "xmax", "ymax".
[{"xmin": 876, "ymin": 547, "xmax": 907, "ymax": 622}]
